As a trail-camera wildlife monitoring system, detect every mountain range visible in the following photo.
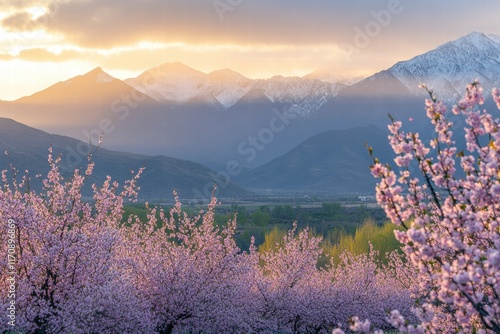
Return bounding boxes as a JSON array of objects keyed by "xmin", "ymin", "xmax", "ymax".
[
  {"xmin": 0, "ymin": 31, "xmax": 499, "ymax": 196},
  {"xmin": 124, "ymin": 62, "xmax": 346, "ymax": 114}
]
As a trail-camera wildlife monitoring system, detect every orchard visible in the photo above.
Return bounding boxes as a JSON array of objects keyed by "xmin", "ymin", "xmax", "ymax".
[{"xmin": 1, "ymin": 82, "xmax": 499, "ymax": 333}]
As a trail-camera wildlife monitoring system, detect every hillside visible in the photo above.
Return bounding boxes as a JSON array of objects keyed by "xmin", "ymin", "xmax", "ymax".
[
  {"xmin": 0, "ymin": 117, "xmax": 249, "ymax": 200},
  {"xmin": 236, "ymin": 126, "xmax": 393, "ymax": 194}
]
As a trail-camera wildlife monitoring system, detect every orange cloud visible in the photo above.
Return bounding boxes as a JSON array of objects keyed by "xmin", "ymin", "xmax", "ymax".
[
  {"xmin": 18, "ymin": 48, "xmax": 81, "ymax": 61},
  {"xmin": 2, "ymin": 12, "xmax": 37, "ymax": 31},
  {"xmin": 0, "ymin": 48, "xmax": 82, "ymax": 62}
]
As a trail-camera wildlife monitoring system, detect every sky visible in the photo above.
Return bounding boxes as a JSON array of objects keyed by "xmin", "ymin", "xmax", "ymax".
[{"xmin": 0, "ymin": 0, "xmax": 499, "ymax": 101}]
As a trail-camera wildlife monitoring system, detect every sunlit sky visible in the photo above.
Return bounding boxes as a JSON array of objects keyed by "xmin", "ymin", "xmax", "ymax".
[{"xmin": 1, "ymin": 0, "xmax": 499, "ymax": 101}]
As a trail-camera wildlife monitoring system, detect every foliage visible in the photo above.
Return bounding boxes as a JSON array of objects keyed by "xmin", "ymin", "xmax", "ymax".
[
  {"xmin": 322, "ymin": 202, "xmax": 342, "ymax": 217},
  {"xmin": 258, "ymin": 226, "xmax": 287, "ymax": 254},
  {"xmin": 271, "ymin": 205, "xmax": 295, "ymax": 221},
  {"xmin": 324, "ymin": 219, "xmax": 403, "ymax": 265},
  {"xmin": 251, "ymin": 209, "xmax": 271, "ymax": 226}
]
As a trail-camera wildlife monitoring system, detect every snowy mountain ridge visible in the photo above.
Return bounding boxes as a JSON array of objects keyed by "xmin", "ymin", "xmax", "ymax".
[
  {"xmin": 256, "ymin": 76, "xmax": 345, "ymax": 116},
  {"xmin": 389, "ymin": 32, "xmax": 500, "ymax": 99},
  {"xmin": 125, "ymin": 63, "xmax": 347, "ymax": 114}
]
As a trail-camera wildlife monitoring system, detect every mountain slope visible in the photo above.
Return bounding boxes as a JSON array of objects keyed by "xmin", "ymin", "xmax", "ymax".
[
  {"xmin": 0, "ymin": 117, "xmax": 249, "ymax": 200},
  {"xmin": 0, "ymin": 67, "xmax": 163, "ymax": 131},
  {"xmin": 304, "ymin": 69, "xmax": 364, "ymax": 86},
  {"xmin": 315, "ymin": 70, "xmax": 424, "ymax": 135},
  {"xmin": 235, "ymin": 126, "xmax": 394, "ymax": 194},
  {"xmin": 205, "ymin": 69, "xmax": 254, "ymax": 108},
  {"xmin": 15, "ymin": 67, "xmax": 119, "ymax": 105},
  {"xmin": 254, "ymin": 76, "xmax": 344, "ymax": 116}
]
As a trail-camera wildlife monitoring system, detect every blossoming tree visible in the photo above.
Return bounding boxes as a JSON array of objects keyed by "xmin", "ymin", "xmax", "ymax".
[
  {"xmin": 0, "ymin": 150, "xmax": 153, "ymax": 333},
  {"xmin": 368, "ymin": 82, "xmax": 500, "ymax": 333}
]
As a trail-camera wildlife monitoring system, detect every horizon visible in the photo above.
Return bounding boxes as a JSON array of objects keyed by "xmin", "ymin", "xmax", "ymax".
[{"xmin": 1, "ymin": 1, "xmax": 500, "ymax": 100}]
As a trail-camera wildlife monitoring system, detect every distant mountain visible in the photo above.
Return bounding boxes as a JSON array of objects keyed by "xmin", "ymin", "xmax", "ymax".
[
  {"xmin": 124, "ymin": 62, "xmax": 211, "ymax": 105},
  {"xmin": 311, "ymin": 69, "xmax": 425, "ymax": 139},
  {"xmin": 335, "ymin": 31, "xmax": 500, "ymax": 104},
  {"xmin": 304, "ymin": 69, "xmax": 364, "ymax": 86},
  {"xmin": 235, "ymin": 126, "xmax": 394, "ymax": 194},
  {"xmin": 206, "ymin": 69, "xmax": 254, "ymax": 108},
  {"xmin": 321, "ymin": 31, "xmax": 500, "ymax": 136},
  {"xmin": 125, "ymin": 62, "xmax": 346, "ymax": 114},
  {"xmin": 489, "ymin": 33, "xmax": 500, "ymax": 45},
  {"xmin": 0, "ymin": 67, "xmax": 163, "ymax": 137},
  {"xmin": 0, "ymin": 117, "xmax": 249, "ymax": 200},
  {"xmin": 0, "ymin": 67, "xmax": 188, "ymax": 159},
  {"xmin": 15, "ymin": 67, "xmax": 117, "ymax": 105},
  {"xmin": 254, "ymin": 75, "xmax": 345, "ymax": 116},
  {"xmin": 388, "ymin": 31, "xmax": 500, "ymax": 99}
]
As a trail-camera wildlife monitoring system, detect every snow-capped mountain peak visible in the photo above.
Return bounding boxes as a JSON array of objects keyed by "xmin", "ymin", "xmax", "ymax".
[
  {"xmin": 152, "ymin": 62, "xmax": 205, "ymax": 77},
  {"xmin": 125, "ymin": 62, "xmax": 207, "ymax": 104},
  {"xmin": 205, "ymin": 69, "xmax": 253, "ymax": 108},
  {"xmin": 457, "ymin": 31, "xmax": 496, "ymax": 49},
  {"xmin": 389, "ymin": 31, "xmax": 500, "ymax": 99},
  {"xmin": 76, "ymin": 67, "xmax": 115, "ymax": 84}
]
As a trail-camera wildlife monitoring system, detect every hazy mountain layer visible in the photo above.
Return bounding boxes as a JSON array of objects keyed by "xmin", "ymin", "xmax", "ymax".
[
  {"xmin": 235, "ymin": 126, "xmax": 394, "ymax": 194},
  {"xmin": 0, "ymin": 117, "xmax": 249, "ymax": 200}
]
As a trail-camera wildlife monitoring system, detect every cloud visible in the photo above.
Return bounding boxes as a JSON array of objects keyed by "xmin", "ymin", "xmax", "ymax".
[
  {"xmin": 0, "ymin": 0, "xmax": 414, "ymax": 47},
  {"xmin": 2, "ymin": 12, "xmax": 39, "ymax": 32},
  {"xmin": 0, "ymin": 0, "xmax": 41, "ymax": 10},
  {"xmin": 0, "ymin": 53, "xmax": 12, "ymax": 61},
  {"xmin": 19, "ymin": 48, "xmax": 81, "ymax": 61},
  {"xmin": 0, "ymin": 0, "xmax": 495, "ymax": 58},
  {"xmin": 0, "ymin": 48, "xmax": 81, "ymax": 61},
  {"xmin": 1, "ymin": 0, "xmax": 500, "ymax": 79}
]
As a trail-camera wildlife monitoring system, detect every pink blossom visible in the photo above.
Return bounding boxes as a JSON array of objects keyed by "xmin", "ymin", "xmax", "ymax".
[
  {"xmin": 493, "ymin": 87, "xmax": 500, "ymax": 109},
  {"xmin": 370, "ymin": 82, "xmax": 500, "ymax": 333}
]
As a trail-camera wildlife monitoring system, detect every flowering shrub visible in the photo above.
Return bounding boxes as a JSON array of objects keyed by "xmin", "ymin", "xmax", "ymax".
[{"xmin": 368, "ymin": 82, "xmax": 500, "ymax": 333}]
